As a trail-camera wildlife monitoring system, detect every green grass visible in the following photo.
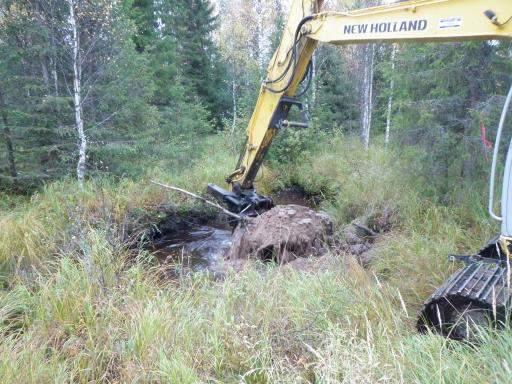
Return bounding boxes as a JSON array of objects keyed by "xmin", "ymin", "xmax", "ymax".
[
  {"xmin": 0, "ymin": 133, "xmax": 509, "ymax": 383},
  {"xmin": 0, "ymin": 135, "xmax": 235, "ymax": 273}
]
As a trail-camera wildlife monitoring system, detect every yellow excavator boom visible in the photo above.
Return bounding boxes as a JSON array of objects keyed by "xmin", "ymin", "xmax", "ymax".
[{"xmin": 227, "ymin": 0, "xmax": 512, "ymax": 192}]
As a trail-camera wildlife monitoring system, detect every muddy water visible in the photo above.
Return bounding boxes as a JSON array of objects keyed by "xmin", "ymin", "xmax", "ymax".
[
  {"xmin": 152, "ymin": 187, "xmax": 317, "ymax": 272},
  {"xmin": 153, "ymin": 225, "xmax": 232, "ymax": 272}
]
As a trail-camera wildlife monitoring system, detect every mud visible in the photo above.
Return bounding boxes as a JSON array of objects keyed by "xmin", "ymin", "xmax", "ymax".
[
  {"xmin": 121, "ymin": 203, "xmax": 227, "ymax": 275},
  {"xmin": 124, "ymin": 205, "xmax": 222, "ymax": 246},
  {"xmin": 137, "ymin": 200, "xmax": 396, "ymax": 276},
  {"xmin": 141, "ymin": 189, "xmax": 334, "ymax": 274},
  {"xmin": 272, "ymin": 186, "xmax": 319, "ymax": 208},
  {"xmin": 227, "ymin": 205, "xmax": 333, "ymax": 263}
]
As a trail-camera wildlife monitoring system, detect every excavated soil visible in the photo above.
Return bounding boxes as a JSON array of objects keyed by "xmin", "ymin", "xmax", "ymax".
[{"xmin": 227, "ymin": 205, "xmax": 334, "ymax": 263}]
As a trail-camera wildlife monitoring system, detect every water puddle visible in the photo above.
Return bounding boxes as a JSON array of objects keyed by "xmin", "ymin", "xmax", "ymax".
[
  {"xmin": 149, "ymin": 187, "xmax": 320, "ymax": 274},
  {"xmin": 152, "ymin": 224, "xmax": 232, "ymax": 273}
]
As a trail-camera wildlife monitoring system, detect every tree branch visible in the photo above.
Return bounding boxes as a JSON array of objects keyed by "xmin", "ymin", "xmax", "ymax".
[{"xmin": 151, "ymin": 181, "xmax": 243, "ymax": 221}]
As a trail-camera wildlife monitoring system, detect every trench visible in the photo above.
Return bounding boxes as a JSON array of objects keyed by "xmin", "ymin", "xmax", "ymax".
[
  {"xmin": 272, "ymin": 186, "xmax": 318, "ymax": 208},
  {"xmin": 149, "ymin": 186, "xmax": 317, "ymax": 273}
]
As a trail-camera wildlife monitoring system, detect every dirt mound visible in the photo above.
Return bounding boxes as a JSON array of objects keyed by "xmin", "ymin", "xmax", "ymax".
[{"xmin": 227, "ymin": 205, "xmax": 333, "ymax": 263}]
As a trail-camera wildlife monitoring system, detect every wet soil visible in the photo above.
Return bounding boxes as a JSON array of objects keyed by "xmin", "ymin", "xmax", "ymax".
[
  {"xmin": 272, "ymin": 186, "xmax": 320, "ymax": 208},
  {"xmin": 147, "ymin": 187, "xmax": 329, "ymax": 273}
]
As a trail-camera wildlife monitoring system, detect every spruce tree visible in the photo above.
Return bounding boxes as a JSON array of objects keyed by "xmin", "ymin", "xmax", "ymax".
[
  {"xmin": 386, "ymin": 41, "xmax": 511, "ymax": 198},
  {"xmin": 163, "ymin": 0, "xmax": 229, "ymax": 127},
  {"xmin": 125, "ymin": 0, "xmax": 156, "ymax": 53},
  {"xmin": 312, "ymin": 46, "xmax": 359, "ymax": 133}
]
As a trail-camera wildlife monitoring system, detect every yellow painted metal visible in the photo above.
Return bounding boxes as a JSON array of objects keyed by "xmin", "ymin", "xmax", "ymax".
[
  {"xmin": 230, "ymin": 0, "xmax": 322, "ymax": 189},
  {"xmin": 499, "ymin": 235, "xmax": 512, "ymax": 259},
  {"xmin": 307, "ymin": 0, "xmax": 512, "ymax": 45},
  {"xmin": 231, "ymin": 0, "xmax": 512, "ymax": 189}
]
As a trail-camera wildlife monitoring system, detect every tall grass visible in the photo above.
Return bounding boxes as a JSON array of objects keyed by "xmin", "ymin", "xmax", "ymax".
[
  {"xmin": 262, "ymin": 137, "xmax": 497, "ymax": 300},
  {"xmin": 0, "ymin": 134, "xmax": 509, "ymax": 383},
  {"xmin": 0, "ymin": 135, "xmax": 235, "ymax": 274}
]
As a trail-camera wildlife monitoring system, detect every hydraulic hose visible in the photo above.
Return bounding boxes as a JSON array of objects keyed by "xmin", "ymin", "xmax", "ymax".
[
  {"xmin": 265, "ymin": 16, "xmax": 314, "ymax": 94},
  {"xmin": 489, "ymin": 81, "xmax": 512, "ymax": 221}
]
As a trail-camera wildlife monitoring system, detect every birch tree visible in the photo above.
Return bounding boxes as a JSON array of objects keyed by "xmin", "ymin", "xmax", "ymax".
[
  {"xmin": 218, "ymin": 0, "xmax": 277, "ymax": 128},
  {"xmin": 361, "ymin": 43, "xmax": 375, "ymax": 150},
  {"xmin": 67, "ymin": 0, "xmax": 86, "ymax": 186},
  {"xmin": 218, "ymin": 0, "xmax": 252, "ymax": 133},
  {"xmin": 61, "ymin": 0, "xmax": 157, "ymax": 181},
  {"xmin": 385, "ymin": 44, "xmax": 397, "ymax": 145}
]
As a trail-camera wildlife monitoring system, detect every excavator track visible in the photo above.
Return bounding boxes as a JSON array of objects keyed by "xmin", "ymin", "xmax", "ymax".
[{"xmin": 418, "ymin": 260, "xmax": 512, "ymax": 340}]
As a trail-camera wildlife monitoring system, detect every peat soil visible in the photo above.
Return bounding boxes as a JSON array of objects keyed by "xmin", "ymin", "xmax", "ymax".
[{"xmin": 272, "ymin": 186, "xmax": 320, "ymax": 208}]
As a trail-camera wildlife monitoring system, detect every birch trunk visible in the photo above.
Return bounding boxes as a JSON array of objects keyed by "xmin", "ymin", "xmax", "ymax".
[
  {"xmin": 68, "ymin": 0, "xmax": 87, "ymax": 186},
  {"xmin": 255, "ymin": 0, "xmax": 264, "ymax": 71},
  {"xmin": 367, "ymin": 44, "xmax": 375, "ymax": 149},
  {"xmin": 311, "ymin": 53, "xmax": 317, "ymax": 107},
  {"xmin": 41, "ymin": 60, "xmax": 50, "ymax": 91},
  {"xmin": 361, "ymin": 43, "xmax": 375, "ymax": 150},
  {"xmin": 231, "ymin": 66, "xmax": 237, "ymax": 135},
  {"xmin": 0, "ymin": 89, "xmax": 17, "ymax": 180},
  {"xmin": 385, "ymin": 44, "xmax": 397, "ymax": 146},
  {"xmin": 51, "ymin": 34, "xmax": 59, "ymax": 96}
]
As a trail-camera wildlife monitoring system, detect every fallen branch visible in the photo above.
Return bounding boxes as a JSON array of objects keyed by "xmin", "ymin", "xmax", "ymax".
[{"xmin": 151, "ymin": 180, "xmax": 242, "ymax": 221}]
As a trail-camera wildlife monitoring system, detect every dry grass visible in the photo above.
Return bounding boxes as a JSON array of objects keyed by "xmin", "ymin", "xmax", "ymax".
[{"xmin": 0, "ymin": 134, "xmax": 509, "ymax": 383}]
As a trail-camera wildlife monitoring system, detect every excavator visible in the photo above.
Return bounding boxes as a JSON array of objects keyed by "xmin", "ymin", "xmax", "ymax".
[{"xmin": 208, "ymin": 0, "xmax": 512, "ymax": 340}]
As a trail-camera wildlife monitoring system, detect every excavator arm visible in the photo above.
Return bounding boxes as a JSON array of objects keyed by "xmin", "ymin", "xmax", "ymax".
[
  {"xmin": 208, "ymin": 0, "xmax": 512, "ymax": 215},
  {"xmin": 205, "ymin": 0, "xmax": 512, "ymax": 340}
]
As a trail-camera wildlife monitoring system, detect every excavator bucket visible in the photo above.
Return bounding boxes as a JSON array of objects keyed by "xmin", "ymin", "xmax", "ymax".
[{"xmin": 207, "ymin": 184, "xmax": 273, "ymax": 217}]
